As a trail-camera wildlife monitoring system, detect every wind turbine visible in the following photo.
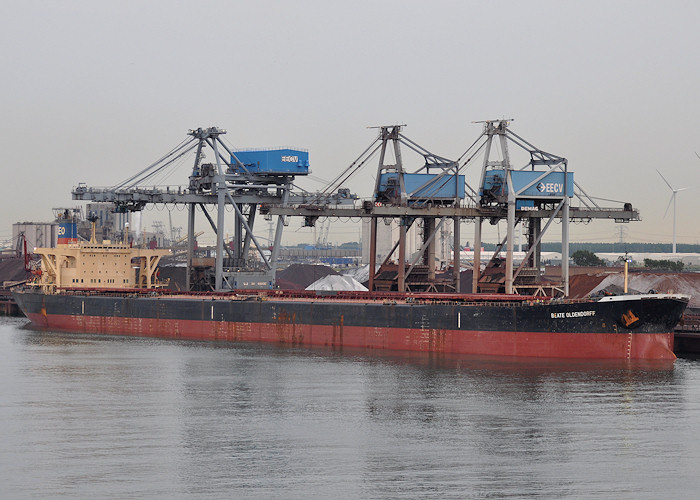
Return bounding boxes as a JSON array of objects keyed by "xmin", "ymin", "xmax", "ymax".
[{"xmin": 657, "ymin": 169, "xmax": 689, "ymax": 254}]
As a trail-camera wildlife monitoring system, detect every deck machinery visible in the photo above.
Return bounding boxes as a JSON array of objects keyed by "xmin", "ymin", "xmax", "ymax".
[{"xmin": 72, "ymin": 122, "xmax": 639, "ymax": 295}]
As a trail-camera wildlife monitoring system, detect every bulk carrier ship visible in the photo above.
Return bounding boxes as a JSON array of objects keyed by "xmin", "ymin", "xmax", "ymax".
[
  {"xmin": 12, "ymin": 122, "xmax": 691, "ymax": 360},
  {"xmin": 12, "ymin": 230, "xmax": 688, "ymax": 360}
]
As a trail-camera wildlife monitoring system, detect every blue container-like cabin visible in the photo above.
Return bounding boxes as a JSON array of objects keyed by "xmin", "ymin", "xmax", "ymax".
[
  {"xmin": 376, "ymin": 173, "xmax": 465, "ymax": 204},
  {"xmin": 230, "ymin": 149, "xmax": 309, "ymax": 175},
  {"xmin": 481, "ymin": 169, "xmax": 574, "ymax": 199}
]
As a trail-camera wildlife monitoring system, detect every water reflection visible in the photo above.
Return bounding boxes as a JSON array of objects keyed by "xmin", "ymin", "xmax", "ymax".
[{"xmin": 3, "ymin": 318, "xmax": 699, "ymax": 498}]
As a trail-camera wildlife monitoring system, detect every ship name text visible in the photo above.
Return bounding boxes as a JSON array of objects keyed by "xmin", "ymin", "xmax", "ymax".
[{"xmin": 551, "ymin": 310, "xmax": 596, "ymax": 319}]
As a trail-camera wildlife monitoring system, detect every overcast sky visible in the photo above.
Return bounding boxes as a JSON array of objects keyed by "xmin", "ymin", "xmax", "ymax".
[{"xmin": 2, "ymin": 0, "xmax": 699, "ymax": 248}]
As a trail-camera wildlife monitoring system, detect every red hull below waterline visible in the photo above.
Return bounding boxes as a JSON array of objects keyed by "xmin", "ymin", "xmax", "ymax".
[{"xmin": 25, "ymin": 311, "xmax": 676, "ymax": 360}]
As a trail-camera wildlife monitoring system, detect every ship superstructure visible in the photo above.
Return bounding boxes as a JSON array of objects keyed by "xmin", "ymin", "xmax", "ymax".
[{"xmin": 33, "ymin": 213, "xmax": 170, "ymax": 293}]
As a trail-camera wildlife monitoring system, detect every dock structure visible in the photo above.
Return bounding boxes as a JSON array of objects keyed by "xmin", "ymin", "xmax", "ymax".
[
  {"xmin": 72, "ymin": 122, "xmax": 639, "ymax": 296},
  {"xmin": 674, "ymin": 310, "xmax": 700, "ymax": 354},
  {"xmin": 674, "ymin": 332, "xmax": 700, "ymax": 354},
  {"xmin": 0, "ymin": 289, "xmax": 21, "ymax": 316}
]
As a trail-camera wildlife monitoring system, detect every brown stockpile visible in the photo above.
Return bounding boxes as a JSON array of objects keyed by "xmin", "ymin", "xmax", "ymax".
[
  {"xmin": 276, "ymin": 264, "xmax": 339, "ymax": 290},
  {"xmin": 567, "ymin": 271, "xmax": 700, "ymax": 309},
  {"xmin": 158, "ymin": 266, "xmax": 187, "ymax": 291},
  {"xmin": 567, "ymin": 273, "xmax": 609, "ymax": 298},
  {"xmin": 623, "ymin": 272, "xmax": 700, "ymax": 308}
]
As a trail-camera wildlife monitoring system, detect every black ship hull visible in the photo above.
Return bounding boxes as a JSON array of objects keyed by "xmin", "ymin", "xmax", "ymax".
[{"xmin": 13, "ymin": 289, "xmax": 689, "ymax": 359}]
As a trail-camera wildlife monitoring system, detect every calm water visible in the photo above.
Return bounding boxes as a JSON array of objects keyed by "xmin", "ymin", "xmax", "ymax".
[{"xmin": 2, "ymin": 316, "xmax": 700, "ymax": 499}]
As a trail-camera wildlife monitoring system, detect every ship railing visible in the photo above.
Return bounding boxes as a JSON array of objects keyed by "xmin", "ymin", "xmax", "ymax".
[
  {"xmin": 25, "ymin": 281, "xmax": 57, "ymax": 294},
  {"xmin": 513, "ymin": 284, "xmax": 566, "ymax": 298},
  {"xmin": 52, "ymin": 286, "xmax": 606, "ymax": 308}
]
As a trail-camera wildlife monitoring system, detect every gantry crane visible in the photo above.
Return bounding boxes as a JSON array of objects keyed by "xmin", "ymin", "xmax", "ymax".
[
  {"xmin": 266, "ymin": 121, "xmax": 639, "ymax": 296},
  {"xmin": 73, "ymin": 127, "xmax": 355, "ymax": 291},
  {"xmin": 73, "ymin": 122, "xmax": 638, "ymax": 296}
]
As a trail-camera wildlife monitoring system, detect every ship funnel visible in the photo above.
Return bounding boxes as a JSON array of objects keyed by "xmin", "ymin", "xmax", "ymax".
[{"xmin": 57, "ymin": 221, "xmax": 78, "ymax": 245}]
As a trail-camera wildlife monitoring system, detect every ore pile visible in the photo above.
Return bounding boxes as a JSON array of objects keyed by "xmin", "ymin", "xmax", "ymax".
[
  {"xmin": 276, "ymin": 264, "xmax": 339, "ymax": 290},
  {"xmin": 158, "ymin": 266, "xmax": 187, "ymax": 291},
  {"xmin": 0, "ymin": 258, "xmax": 28, "ymax": 285}
]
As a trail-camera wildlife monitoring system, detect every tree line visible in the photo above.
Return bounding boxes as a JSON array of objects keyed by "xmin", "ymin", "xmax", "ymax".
[
  {"xmin": 480, "ymin": 242, "xmax": 700, "ymax": 254},
  {"xmin": 570, "ymin": 250, "xmax": 685, "ymax": 271}
]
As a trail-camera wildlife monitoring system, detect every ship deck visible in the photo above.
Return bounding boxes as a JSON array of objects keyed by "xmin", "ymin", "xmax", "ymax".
[{"xmin": 47, "ymin": 286, "xmax": 606, "ymax": 307}]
